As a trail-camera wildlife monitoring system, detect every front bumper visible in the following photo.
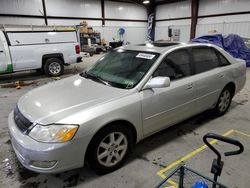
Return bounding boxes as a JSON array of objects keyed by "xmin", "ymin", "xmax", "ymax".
[{"xmin": 8, "ymin": 111, "xmax": 90, "ymax": 173}]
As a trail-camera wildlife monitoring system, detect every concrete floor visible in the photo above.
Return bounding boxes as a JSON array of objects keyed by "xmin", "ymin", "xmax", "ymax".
[{"xmin": 0, "ymin": 55, "xmax": 249, "ymax": 188}]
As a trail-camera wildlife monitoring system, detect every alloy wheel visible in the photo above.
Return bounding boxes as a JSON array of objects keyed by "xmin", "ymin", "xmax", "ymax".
[
  {"xmin": 97, "ymin": 132, "xmax": 128, "ymax": 167},
  {"xmin": 218, "ymin": 90, "xmax": 231, "ymax": 113}
]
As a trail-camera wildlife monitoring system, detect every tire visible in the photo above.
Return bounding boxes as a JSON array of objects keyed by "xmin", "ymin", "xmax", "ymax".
[
  {"xmin": 35, "ymin": 68, "xmax": 44, "ymax": 73},
  {"xmin": 214, "ymin": 87, "xmax": 233, "ymax": 116},
  {"xmin": 43, "ymin": 58, "xmax": 64, "ymax": 77},
  {"xmin": 86, "ymin": 125, "xmax": 133, "ymax": 174}
]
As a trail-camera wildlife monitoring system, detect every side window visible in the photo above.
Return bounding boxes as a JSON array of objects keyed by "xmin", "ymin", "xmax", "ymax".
[
  {"xmin": 192, "ymin": 48, "xmax": 220, "ymax": 74},
  {"xmin": 153, "ymin": 49, "xmax": 191, "ymax": 80},
  {"xmin": 218, "ymin": 53, "xmax": 230, "ymax": 66}
]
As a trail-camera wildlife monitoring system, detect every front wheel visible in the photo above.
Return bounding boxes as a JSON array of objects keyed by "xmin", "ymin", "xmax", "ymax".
[
  {"xmin": 214, "ymin": 87, "xmax": 233, "ymax": 116},
  {"xmin": 87, "ymin": 125, "xmax": 133, "ymax": 174},
  {"xmin": 44, "ymin": 58, "xmax": 64, "ymax": 77}
]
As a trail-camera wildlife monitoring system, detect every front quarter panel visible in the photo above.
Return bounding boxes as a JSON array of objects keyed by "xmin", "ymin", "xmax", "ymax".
[{"xmin": 58, "ymin": 91, "xmax": 143, "ymax": 143}]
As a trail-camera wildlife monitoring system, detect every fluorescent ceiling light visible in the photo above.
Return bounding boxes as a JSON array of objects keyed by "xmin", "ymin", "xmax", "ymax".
[{"xmin": 143, "ymin": 0, "xmax": 150, "ymax": 4}]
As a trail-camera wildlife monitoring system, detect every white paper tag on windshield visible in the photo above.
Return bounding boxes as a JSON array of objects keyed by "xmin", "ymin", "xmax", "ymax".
[{"xmin": 136, "ymin": 53, "xmax": 155, "ymax": 60}]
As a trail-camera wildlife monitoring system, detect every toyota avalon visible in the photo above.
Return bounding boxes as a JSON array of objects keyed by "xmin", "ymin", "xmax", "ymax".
[{"xmin": 8, "ymin": 42, "xmax": 246, "ymax": 174}]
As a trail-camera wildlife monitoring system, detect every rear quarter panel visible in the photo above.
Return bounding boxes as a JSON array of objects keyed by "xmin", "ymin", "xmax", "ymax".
[
  {"xmin": 9, "ymin": 42, "xmax": 79, "ymax": 71},
  {"xmin": 215, "ymin": 45, "xmax": 246, "ymax": 94},
  {"xmin": 229, "ymin": 58, "xmax": 246, "ymax": 94}
]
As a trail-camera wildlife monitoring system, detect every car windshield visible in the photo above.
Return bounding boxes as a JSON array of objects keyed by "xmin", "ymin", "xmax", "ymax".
[{"xmin": 80, "ymin": 49, "xmax": 159, "ymax": 89}]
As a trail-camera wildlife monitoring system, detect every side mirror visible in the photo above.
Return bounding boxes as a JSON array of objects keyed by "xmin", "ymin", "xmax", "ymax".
[{"xmin": 143, "ymin": 77, "xmax": 170, "ymax": 89}]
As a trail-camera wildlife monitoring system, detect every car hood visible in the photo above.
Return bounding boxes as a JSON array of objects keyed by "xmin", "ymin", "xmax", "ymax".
[{"xmin": 17, "ymin": 75, "xmax": 129, "ymax": 124}]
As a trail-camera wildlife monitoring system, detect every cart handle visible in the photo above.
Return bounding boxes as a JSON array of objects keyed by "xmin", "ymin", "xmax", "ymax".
[{"xmin": 203, "ymin": 133, "xmax": 244, "ymax": 161}]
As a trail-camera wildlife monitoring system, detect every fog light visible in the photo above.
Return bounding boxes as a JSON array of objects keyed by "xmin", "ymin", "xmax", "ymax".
[{"xmin": 30, "ymin": 160, "xmax": 57, "ymax": 168}]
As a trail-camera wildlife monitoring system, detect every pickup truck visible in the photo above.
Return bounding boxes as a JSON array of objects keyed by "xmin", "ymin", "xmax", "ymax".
[{"xmin": 0, "ymin": 30, "xmax": 82, "ymax": 77}]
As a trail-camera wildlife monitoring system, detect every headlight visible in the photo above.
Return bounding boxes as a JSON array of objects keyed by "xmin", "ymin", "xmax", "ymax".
[{"xmin": 29, "ymin": 124, "xmax": 78, "ymax": 143}]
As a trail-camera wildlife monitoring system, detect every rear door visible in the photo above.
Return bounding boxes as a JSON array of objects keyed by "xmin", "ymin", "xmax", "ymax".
[
  {"xmin": 0, "ymin": 32, "xmax": 12, "ymax": 73},
  {"xmin": 140, "ymin": 48, "xmax": 197, "ymax": 136},
  {"xmin": 191, "ymin": 47, "xmax": 228, "ymax": 113}
]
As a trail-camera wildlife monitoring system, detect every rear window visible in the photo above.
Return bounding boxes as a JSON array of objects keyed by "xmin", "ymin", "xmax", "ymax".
[
  {"xmin": 192, "ymin": 48, "xmax": 220, "ymax": 74},
  {"xmin": 218, "ymin": 52, "xmax": 231, "ymax": 66}
]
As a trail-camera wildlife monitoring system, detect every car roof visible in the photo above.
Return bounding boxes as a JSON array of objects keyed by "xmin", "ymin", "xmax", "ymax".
[{"xmin": 120, "ymin": 42, "xmax": 219, "ymax": 54}]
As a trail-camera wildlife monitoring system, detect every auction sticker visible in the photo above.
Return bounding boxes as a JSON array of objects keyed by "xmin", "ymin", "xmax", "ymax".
[{"xmin": 136, "ymin": 53, "xmax": 155, "ymax": 59}]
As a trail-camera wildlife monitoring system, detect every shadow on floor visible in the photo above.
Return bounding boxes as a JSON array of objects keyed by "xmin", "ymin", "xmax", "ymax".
[{"xmin": 0, "ymin": 66, "xmax": 83, "ymax": 84}]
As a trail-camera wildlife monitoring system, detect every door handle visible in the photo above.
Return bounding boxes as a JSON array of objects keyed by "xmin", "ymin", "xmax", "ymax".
[
  {"xmin": 219, "ymin": 74, "xmax": 225, "ymax": 78},
  {"xmin": 0, "ymin": 50, "xmax": 4, "ymax": 53},
  {"xmin": 187, "ymin": 83, "xmax": 193, "ymax": 90}
]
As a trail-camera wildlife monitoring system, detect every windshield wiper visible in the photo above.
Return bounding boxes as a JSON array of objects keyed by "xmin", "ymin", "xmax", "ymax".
[
  {"xmin": 80, "ymin": 71, "xmax": 110, "ymax": 86},
  {"xmin": 79, "ymin": 71, "xmax": 88, "ymax": 78},
  {"xmin": 80, "ymin": 71, "xmax": 129, "ymax": 89},
  {"xmin": 95, "ymin": 75, "xmax": 110, "ymax": 86}
]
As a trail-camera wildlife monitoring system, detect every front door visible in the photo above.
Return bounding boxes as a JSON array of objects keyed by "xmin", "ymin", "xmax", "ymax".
[{"xmin": 140, "ymin": 49, "xmax": 197, "ymax": 136}]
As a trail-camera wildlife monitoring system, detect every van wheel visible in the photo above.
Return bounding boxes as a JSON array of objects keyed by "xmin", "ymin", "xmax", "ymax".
[
  {"xmin": 87, "ymin": 125, "xmax": 133, "ymax": 175},
  {"xmin": 44, "ymin": 58, "xmax": 64, "ymax": 77},
  {"xmin": 214, "ymin": 87, "xmax": 233, "ymax": 116}
]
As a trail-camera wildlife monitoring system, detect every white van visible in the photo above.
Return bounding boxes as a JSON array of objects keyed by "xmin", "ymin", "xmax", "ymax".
[{"xmin": 0, "ymin": 27, "xmax": 81, "ymax": 77}]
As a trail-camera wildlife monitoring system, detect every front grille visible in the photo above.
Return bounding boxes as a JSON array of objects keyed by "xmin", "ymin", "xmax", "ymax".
[{"xmin": 14, "ymin": 106, "xmax": 33, "ymax": 133}]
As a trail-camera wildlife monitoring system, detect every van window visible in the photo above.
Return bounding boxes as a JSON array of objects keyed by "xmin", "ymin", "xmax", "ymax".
[{"xmin": 192, "ymin": 48, "xmax": 220, "ymax": 73}]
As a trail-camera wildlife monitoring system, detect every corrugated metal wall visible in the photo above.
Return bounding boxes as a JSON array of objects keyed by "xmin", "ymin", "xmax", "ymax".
[
  {"xmin": 0, "ymin": 0, "xmax": 147, "ymax": 44},
  {"xmin": 156, "ymin": 0, "xmax": 250, "ymax": 41},
  {"xmin": 1, "ymin": 0, "xmax": 250, "ymax": 43},
  {"xmin": 196, "ymin": 0, "xmax": 250, "ymax": 38},
  {"xmin": 155, "ymin": 0, "xmax": 191, "ymax": 42}
]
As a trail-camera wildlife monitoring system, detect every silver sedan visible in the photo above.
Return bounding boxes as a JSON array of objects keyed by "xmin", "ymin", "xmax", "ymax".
[{"xmin": 8, "ymin": 42, "xmax": 246, "ymax": 174}]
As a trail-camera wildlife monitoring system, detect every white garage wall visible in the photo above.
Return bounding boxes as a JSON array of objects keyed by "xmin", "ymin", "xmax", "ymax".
[
  {"xmin": 155, "ymin": 1, "xmax": 191, "ymax": 42},
  {"xmin": 196, "ymin": 22, "xmax": 250, "ymax": 38},
  {"xmin": 198, "ymin": 0, "xmax": 250, "ymax": 16},
  {"xmin": 196, "ymin": 0, "xmax": 250, "ymax": 38},
  {"xmin": 47, "ymin": 0, "xmax": 148, "ymax": 44},
  {"xmin": 48, "ymin": 19, "xmax": 102, "ymax": 27},
  {"xmin": 94, "ymin": 22, "xmax": 147, "ymax": 44},
  {"xmin": 105, "ymin": 1, "xmax": 146, "ymax": 20},
  {"xmin": 0, "ymin": 0, "xmax": 44, "ymax": 15},
  {"xmin": 155, "ymin": 0, "xmax": 250, "ymax": 41},
  {"xmin": 156, "ymin": 0, "xmax": 191, "ymax": 20},
  {"xmin": 0, "ymin": 0, "xmax": 147, "ymax": 44},
  {"xmin": 0, "ymin": 0, "xmax": 45, "ymax": 25},
  {"xmin": 45, "ymin": 0, "xmax": 102, "ymax": 18},
  {"xmin": 155, "ymin": 20, "xmax": 191, "ymax": 42},
  {"xmin": 99, "ymin": 1, "xmax": 147, "ymax": 44},
  {"xmin": 0, "ymin": 17, "xmax": 45, "ymax": 25}
]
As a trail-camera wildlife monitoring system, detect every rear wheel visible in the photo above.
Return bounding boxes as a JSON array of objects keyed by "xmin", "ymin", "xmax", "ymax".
[
  {"xmin": 214, "ymin": 87, "xmax": 233, "ymax": 116},
  {"xmin": 87, "ymin": 125, "xmax": 133, "ymax": 174},
  {"xmin": 44, "ymin": 58, "xmax": 64, "ymax": 77}
]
